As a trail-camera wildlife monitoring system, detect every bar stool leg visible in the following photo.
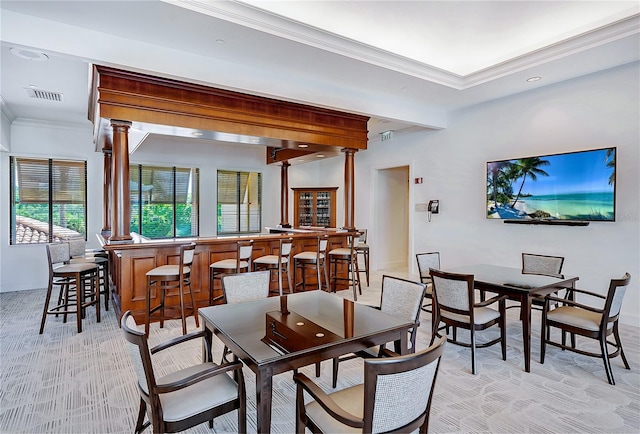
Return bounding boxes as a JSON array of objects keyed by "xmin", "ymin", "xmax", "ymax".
[
  {"xmin": 39, "ymin": 279, "xmax": 55, "ymax": 334},
  {"xmin": 145, "ymin": 276, "xmax": 152, "ymax": 336},
  {"xmin": 75, "ymin": 272, "xmax": 82, "ymax": 333},
  {"xmin": 178, "ymin": 280, "xmax": 187, "ymax": 335}
]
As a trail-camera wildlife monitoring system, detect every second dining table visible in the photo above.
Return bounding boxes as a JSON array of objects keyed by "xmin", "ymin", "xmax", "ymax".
[
  {"xmin": 198, "ymin": 290, "xmax": 414, "ymax": 433},
  {"xmin": 445, "ymin": 264, "xmax": 578, "ymax": 373}
]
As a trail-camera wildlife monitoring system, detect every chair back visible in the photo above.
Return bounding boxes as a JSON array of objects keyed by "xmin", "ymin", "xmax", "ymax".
[
  {"xmin": 280, "ymin": 237, "xmax": 293, "ymax": 259},
  {"xmin": 522, "ymin": 253, "xmax": 564, "ymax": 278},
  {"xmin": 222, "ymin": 270, "xmax": 270, "ymax": 304},
  {"xmin": 180, "ymin": 242, "xmax": 196, "ymax": 278},
  {"xmin": 121, "ymin": 311, "xmax": 155, "ymax": 397},
  {"xmin": 604, "ymin": 273, "xmax": 631, "ymax": 321},
  {"xmin": 416, "ymin": 252, "xmax": 440, "ymax": 284},
  {"xmin": 318, "ymin": 235, "xmax": 329, "ymax": 255},
  {"xmin": 237, "ymin": 240, "xmax": 254, "ymax": 271},
  {"xmin": 430, "ymin": 269, "xmax": 475, "ymax": 320},
  {"xmin": 380, "ymin": 275, "xmax": 426, "ymax": 325},
  {"xmin": 46, "ymin": 242, "xmax": 71, "ymax": 272},
  {"xmin": 349, "ymin": 233, "xmax": 360, "ymax": 255},
  {"xmin": 359, "ymin": 229, "xmax": 368, "ymax": 243},
  {"xmin": 68, "ymin": 237, "xmax": 87, "ymax": 258},
  {"xmin": 362, "ymin": 336, "xmax": 447, "ymax": 433}
]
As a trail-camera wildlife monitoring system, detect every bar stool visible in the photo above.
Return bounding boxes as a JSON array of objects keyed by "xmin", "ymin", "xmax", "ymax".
[
  {"xmin": 40, "ymin": 242, "xmax": 100, "ymax": 334},
  {"xmin": 209, "ymin": 240, "xmax": 254, "ymax": 305},
  {"xmin": 253, "ymin": 237, "xmax": 294, "ymax": 296},
  {"xmin": 68, "ymin": 237, "xmax": 110, "ymax": 310},
  {"xmin": 328, "ymin": 233, "xmax": 361, "ymax": 301},
  {"xmin": 355, "ymin": 229, "xmax": 370, "ymax": 287},
  {"xmin": 145, "ymin": 242, "xmax": 198, "ymax": 336},
  {"xmin": 293, "ymin": 235, "xmax": 329, "ymax": 292}
]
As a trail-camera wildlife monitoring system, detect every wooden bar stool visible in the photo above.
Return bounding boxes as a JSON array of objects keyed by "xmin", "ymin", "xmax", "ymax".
[
  {"xmin": 145, "ymin": 242, "xmax": 198, "ymax": 336},
  {"xmin": 328, "ymin": 233, "xmax": 361, "ymax": 300},
  {"xmin": 209, "ymin": 240, "xmax": 253, "ymax": 305},
  {"xmin": 293, "ymin": 235, "xmax": 329, "ymax": 292},
  {"xmin": 40, "ymin": 242, "xmax": 100, "ymax": 334},
  {"xmin": 355, "ymin": 229, "xmax": 370, "ymax": 287},
  {"xmin": 253, "ymin": 237, "xmax": 294, "ymax": 296},
  {"xmin": 68, "ymin": 237, "xmax": 110, "ymax": 310}
]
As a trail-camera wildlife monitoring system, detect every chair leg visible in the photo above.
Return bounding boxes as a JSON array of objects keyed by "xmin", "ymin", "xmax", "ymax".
[
  {"xmin": 315, "ymin": 362, "xmax": 321, "ymax": 377},
  {"xmin": 187, "ymin": 280, "xmax": 200, "ymax": 328},
  {"xmin": 364, "ymin": 250, "xmax": 370, "ymax": 287},
  {"xmin": 179, "ymin": 281, "xmax": 187, "ymax": 335},
  {"xmin": 277, "ymin": 264, "xmax": 283, "ymax": 296},
  {"xmin": 470, "ymin": 329, "xmax": 477, "ymax": 375},
  {"xmin": 75, "ymin": 272, "xmax": 83, "ymax": 333},
  {"xmin": 286, "ymin": 262, "xmax": 293, "ymax": 294},
  {"xmin": 135, "ymin": 398, "xmax": 148, "ymax": 434},
  {"xmin": 332, "ymin": 357, "xmax": 339, "ymax": 388},
  {"xmin": 613, "ymin": 323, "xmax": 630, "ymax": 369},
  {"xmin": 39, "ymin": 280, "xmax": 55, "ymax": 334},
  {"xmin": 295, "ymin": 382, "xmax": 306, "ymax": 434},
  {"xmin": 600, "ymin": 334, "xmax": 615, "ymax": 385}
]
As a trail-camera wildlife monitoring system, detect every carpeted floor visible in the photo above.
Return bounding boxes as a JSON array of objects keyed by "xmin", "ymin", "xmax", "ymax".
[{"xmin": 1, "ymin": 269, "xmax": 639, "ymax": 433}]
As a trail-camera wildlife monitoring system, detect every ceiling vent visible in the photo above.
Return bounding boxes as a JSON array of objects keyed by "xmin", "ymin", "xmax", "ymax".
[{"xmin": 25, "ymin": 88, "xmax": 64, "ymax": 102}]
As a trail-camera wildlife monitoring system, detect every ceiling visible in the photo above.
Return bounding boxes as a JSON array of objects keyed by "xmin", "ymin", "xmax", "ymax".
[{"xmin": 1, "ymin": 0, "xmax": 639, "ymax": 146}]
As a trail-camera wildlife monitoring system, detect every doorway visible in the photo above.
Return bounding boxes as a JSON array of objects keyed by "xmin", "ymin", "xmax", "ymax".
[{"xmin": 374, "ymin": 165, "xmax": 410, "ymax": 270}]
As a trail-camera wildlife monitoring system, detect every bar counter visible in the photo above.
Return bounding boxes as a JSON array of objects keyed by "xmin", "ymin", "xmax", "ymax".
[{"xmin": 102, "ymin": 228, "xmax": 353, "ymax": 322}]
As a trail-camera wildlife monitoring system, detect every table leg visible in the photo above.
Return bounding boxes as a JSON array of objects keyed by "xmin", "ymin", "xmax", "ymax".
[
  {"xmin": 521, "ymin": 294, "xmax": 532, "ymax": 372},
  {"xmin": 256, "ymin": 367, "xmax": 273, "ymax": 433}
]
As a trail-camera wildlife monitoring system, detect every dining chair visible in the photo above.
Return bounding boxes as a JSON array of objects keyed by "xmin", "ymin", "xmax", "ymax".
[
  {"xmin": 39, "ymin": 242, "xmax": 100, "ymax": 334},
  {"xmin": 522, "ymin": 252, "xmax": 566, "ymax": 311},
  {"xmin": 331, "ymin": 275, "xmax": 427, "ymax": 388},
  {"xmin": 294, "ymin": 336, "xmax": 446, "ymax": 434},
  {"xmin": 219, "ymin": 270, "xmax": 271, "ymax": 363},
  {"xmin": 209, "ymin": 240, "xmax": 254, "ymax": 305},
  {"xmin": 355, "ymin": 229, "xmax": 370, "ymax": 287},
  {"xmin": 121, "ymin": 311, "xmax": 247, "ymax": 433},
  {"xmin": 145, "ymin": 242, "xmax": 199, "ymax": 336},
  {"xmin": 416, "ymin": 251, "xmax": 441, "ymax": 313},
  {"xmin": 293, "ymin": 235, "xmax": 330, "ymax": 292},
  {"xmin": 540, "ymin": 272, "xmax": 631, "ymax": 385},
  {"xmin": 328, "ymin": 232, "xmax": 361, "ymax": 300},
  {"xmin": 253, "ymin": 237, "xmax": 294, "ymax": 296},
  {"xmin": 430, "ymin": 268, "xmax": 507, "ymax": 375}
]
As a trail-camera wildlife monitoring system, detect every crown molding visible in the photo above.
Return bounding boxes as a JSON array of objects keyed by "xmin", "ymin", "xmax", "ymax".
[{"xmin": 171, "ymin": 1, "xmax": 639, "ymax": 89}]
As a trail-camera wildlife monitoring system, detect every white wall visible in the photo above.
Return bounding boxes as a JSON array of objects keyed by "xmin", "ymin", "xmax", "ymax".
[
  {"xmin": 0, "ymin": 124, "xmax": 281, "ymax": 293},
  {"xmin": 352, "ymin": 62, "xmax": 640, "ymax": 326}
]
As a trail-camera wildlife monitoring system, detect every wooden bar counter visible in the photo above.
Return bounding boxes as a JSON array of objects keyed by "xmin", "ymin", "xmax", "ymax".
[{"xmin": 102, "ymin": 229, "xmax": 353, "ymax": 323}]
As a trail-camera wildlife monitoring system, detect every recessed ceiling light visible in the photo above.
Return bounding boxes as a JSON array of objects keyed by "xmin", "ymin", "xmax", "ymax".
[
  {"xmin": 216, "ymin": 39, "xmax": 225, "ymax": 45},
  {"xmin": 298, "ymin": 144, "xmax": 309, "ymax": 148},
  {"xmin": 526, "ymin": 76, "xmax": 542, "ymax": 82},
  {"xmin": 10, "ymin": 47, "xmax": 48, "ymax": 61}
]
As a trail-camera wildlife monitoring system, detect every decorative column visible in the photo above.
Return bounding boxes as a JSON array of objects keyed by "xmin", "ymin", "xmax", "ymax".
[
  {"xmin": 280, "ymin": 161, "xmax": 291, "ymax": 227},
  {"xmin": 342, "ymin": 148, "xmax": 356, "ymax": 231},
  {"xmin": 101, "ymin": 144, "xmax": 112, "ymax": 236},
  {"xmin": 109, "ymin": 120, "xmax": 133, "ymax": 244}
]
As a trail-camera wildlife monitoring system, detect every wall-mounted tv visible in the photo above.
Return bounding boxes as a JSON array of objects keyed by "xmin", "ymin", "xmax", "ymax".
[{"xmin": 487, "ymin": 147, "xmax": 616, "ymax": 221}]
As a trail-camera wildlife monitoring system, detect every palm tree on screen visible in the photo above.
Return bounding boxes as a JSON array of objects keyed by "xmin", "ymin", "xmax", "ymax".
[
  {"xmin": 605, "ymin": 148, "xmax": 615, "ymax": 186},
  {"xmin": 510, "ymin": 157, "xmax": 550, "ymax": 208}
]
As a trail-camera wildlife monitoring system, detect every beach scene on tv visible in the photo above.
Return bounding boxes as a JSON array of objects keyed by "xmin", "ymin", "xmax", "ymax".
[{"xmin": 487, "ymin": 148, "xmax": 615, "ymax": 221}]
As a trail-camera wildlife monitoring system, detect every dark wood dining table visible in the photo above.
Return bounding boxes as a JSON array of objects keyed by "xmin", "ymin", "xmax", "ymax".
[
  {"xmin": 446, "ymin": 264, "xmax": 578, "ymax": 373},
  {"xmin": 198, "ymin": 290, "xmax": 414, "ymax": 433}
]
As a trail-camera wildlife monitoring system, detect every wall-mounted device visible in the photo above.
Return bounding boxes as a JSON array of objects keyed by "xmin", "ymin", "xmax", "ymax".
[{"xmin": 428, "ymin": 200, "xmax": 439, "ymax": 222}]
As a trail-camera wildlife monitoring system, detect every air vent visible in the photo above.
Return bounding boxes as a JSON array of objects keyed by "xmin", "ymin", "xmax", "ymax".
[{"xmin": 25, "ymin": 88, "xmax": 64, "ymax": 102}]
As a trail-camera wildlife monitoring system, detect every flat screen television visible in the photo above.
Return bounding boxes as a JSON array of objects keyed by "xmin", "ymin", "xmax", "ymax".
[{"xmin": 486, "ymin": 147, "xmax": 616, "ymax": 221}]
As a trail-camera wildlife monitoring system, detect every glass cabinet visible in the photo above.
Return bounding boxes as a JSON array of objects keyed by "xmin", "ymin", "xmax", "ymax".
[{"xmin": 292, "ymin": 187, "xmax": 338, "ymax": 228}]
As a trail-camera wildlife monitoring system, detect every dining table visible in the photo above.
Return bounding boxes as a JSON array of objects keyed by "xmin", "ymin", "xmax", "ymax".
[
  {"xmin": 198, "ymin": 290, "xmax": 414, "ymax": 433},
  {"xmin": 446, "ymin": 264, "xmax": 578, "ymax": 373}
]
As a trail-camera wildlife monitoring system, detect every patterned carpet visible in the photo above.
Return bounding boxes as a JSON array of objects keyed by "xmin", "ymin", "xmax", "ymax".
[{"xmin": 1, "ymin": 270, "xmax": 639, "ymax": 434}]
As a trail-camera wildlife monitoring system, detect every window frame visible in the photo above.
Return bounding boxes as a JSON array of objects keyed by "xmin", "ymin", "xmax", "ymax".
[
  {"xmin": 217, "ymin": 169, "xmax": 262, "ymax": 235},
  {"xmin": 130, "ymin": 164, "xmax": 200, "ymax": 239},
  {"xmin": 9, "ymin": 156, "xmax": 88, "ymax": 245}
]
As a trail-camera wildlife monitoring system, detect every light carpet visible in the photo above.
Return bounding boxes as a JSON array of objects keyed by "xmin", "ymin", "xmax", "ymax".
[{"xmin": 1, "ymin": 270, "xmax": 639, "ymax": 433}]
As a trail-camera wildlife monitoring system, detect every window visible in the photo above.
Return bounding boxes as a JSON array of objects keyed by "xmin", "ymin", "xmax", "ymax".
[
  {"xmin": 10, "ymin": 157, "xmax": 87, "ymax": 244},
  {"xmin": 217, "ymin": 170, "xmax": 262, "ymax": 234},
  {"xmin": 130, "ymin": 165, "xmax": 199, "ymax": 239}
]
